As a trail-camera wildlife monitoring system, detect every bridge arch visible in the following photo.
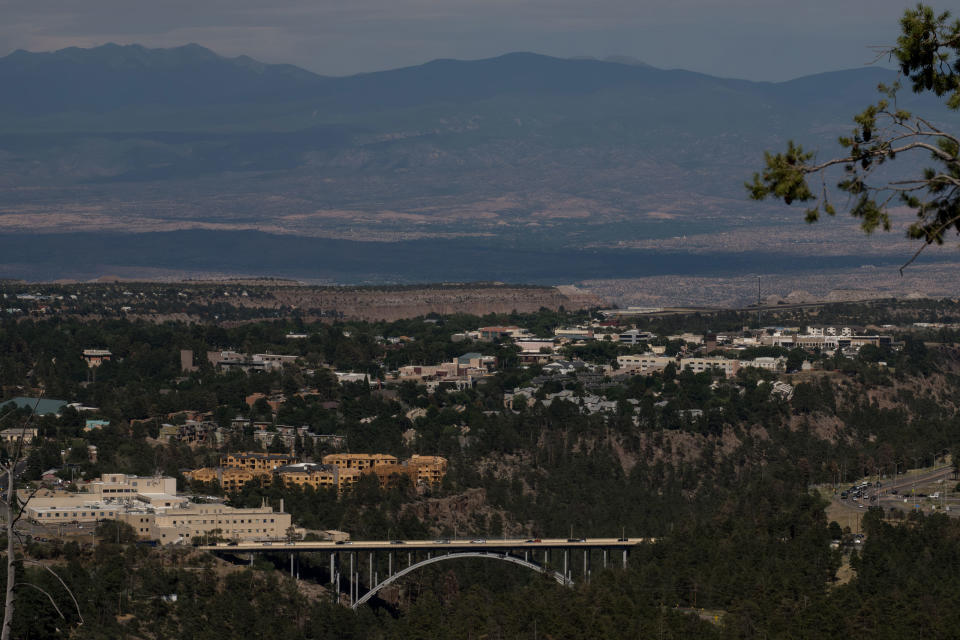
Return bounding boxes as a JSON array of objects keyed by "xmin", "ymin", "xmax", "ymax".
[{"xmin": 352, "ymin": 551, "xmax": 571, "ymax": 609}]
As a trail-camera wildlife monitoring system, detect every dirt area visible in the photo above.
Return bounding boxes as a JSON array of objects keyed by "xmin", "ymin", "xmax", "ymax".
[{"xmin": 833, "ymin": 556, "xmax": 855, "ymax": 587}]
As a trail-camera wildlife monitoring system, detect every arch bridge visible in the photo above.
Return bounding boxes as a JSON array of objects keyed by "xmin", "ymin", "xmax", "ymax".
[{"xmin": 201, "ymin": 537, "xmax": 649, "ymax": 608}]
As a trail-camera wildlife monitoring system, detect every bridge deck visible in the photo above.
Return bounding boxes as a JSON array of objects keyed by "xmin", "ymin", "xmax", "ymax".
[{"xmin": 198, "ymin": 537, "xmax": 651, "ymax": 553}]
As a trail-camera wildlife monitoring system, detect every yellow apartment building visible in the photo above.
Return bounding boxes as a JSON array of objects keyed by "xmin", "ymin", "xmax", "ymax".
[
  {"xmin": 221, "ymin": 452, "xmax": 296, "ymax": 472},
  {"xmin": 368, "ymin": 462, "xmax": 413, "ymax": 489},
  {"xmin": 275, "ymin": 463, "xmax": 361, "ymax": 493},
  {"xmin": 322, "ymin": 453, "xmax": 398, "ymax": 472},
  {"xmin": 185, "ymin": 467, "xmax": 270, "ymax": 492},
  {"xmin": 367, "ymin": 455, "xmax": 448, "ymax": 489},
  {"xmin": 408, "ymin": 455, "xmax": 448, "ymax": 485}
]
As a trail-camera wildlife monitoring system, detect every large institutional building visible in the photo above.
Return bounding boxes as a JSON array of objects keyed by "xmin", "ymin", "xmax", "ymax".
[
  {"xmin": 120, "ymin": 502, "xmax": 290, "ymax": 544},
  {"xmin": 25, "ymin": 473, "xmax": 290, "ymax": 544}
]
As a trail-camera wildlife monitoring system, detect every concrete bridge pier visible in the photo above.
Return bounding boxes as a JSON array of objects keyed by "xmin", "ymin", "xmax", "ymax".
[{"xmin": 349, "ymin": 553, "xmax": 355, "ymax": 606}]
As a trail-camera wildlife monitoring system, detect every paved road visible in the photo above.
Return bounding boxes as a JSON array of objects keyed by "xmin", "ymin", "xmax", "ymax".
[
  {"xmin": 830, "ymin": 465, "xmax": 958, "ymax": 516},
  {"xmin": 199, "ymin": 537, "xmax": 651, "ymax": 553}
]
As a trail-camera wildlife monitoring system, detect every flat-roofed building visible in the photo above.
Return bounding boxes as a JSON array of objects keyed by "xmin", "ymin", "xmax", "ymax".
[
  {"xmin": 207, "ymin": 351, "xmax": 298, "ymax": 373},
  {"xmin": 616, "ymin": 355, "xmax": 740, "ymax": 377},
  {"xmin": 82, "ymin": 349, "xmax": 112, "ymax": 367},
  {"xmin": 24, "ymin": 474, "xmax": 291, "ymax": 544},
  {"xmin": 742, "ymin": 356, "xmax": 785, "ymax": 372},
  {"xmin": 322, "ymin": 453, "xmax": 398, "ymax": 472},
  {"xmin": 26, "ymin": 474, "xmax": 186, "ymax": 524},
  {"xmin": 368, "ymin": 462, "xmax": 411, "ymax": 489},
  {"xmin": 618, "ymin": 329, "xmax": 656, "ymax": 345},
  {"xmin": 0, "ymin": 427, "xmax": 39, "ymax": 445},
  {"xmin": 119, "ymin": 503, "xmax": 291, "ymax": 543},
  {"xmin": 617, "ymin": 354, "xmax": 673, "ymax": 372},
  {"xmin": 276, "ymin": 463, "xmax": 360, "ymax": 493},
  {"xmin": 477, "ymin": 326, "xmax": 523, "ymax": 341},
  {"xmin": 185, "ymin": 467, "xmax": 269, "ymax": 492},
  {"xmin": 679, "ymin": 357, "xmax": 739, "ymax": 377},
  {"xmin": 554, "ymin": 327, "xmax": 594, "ymax": 340},
  {"xmin": 408, "ymin": 455, "xmax": 448, "ymax": 485},
  {"xmin": 86, "ymin": 473, "xmax": 177, "ymax": 498},
  {"xmin": 366, "ymin": 455, "xmax": 448, "ymax": 489},
  {"xmin": 221, "ymin": 452, "xmax": 296, "ymax": 472},
  {"xmin": 26, "ymin": 496, "xmax": 124, "ymax": 524}
]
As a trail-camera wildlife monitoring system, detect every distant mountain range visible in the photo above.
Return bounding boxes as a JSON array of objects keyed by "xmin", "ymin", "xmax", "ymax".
[
  {"xmin": 0, "ymin": 43, "xmax": 918, "ymax": 118},
  {"xmin": 0, "ymin": 44, "xmax": 957, "ymax": 283}
]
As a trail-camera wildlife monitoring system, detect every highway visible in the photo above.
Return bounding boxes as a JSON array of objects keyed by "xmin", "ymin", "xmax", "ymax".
[
  {"xmin": 830, "ymin": 464, "xmax": 958, "ymax": 517},
  {"xmin": 198, "ymin": 537, "xmax": 651, "ymax": 553}
]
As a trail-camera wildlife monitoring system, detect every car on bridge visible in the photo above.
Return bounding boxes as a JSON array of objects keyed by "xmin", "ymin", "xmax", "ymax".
[{"xmin": 470, "ymin": 538, "xmax": 486, "ymax": 544}]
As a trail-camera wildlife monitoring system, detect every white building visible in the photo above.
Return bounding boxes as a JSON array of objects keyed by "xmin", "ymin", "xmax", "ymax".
[{"xmin": 618, "ymin": 329, "xmax": 656, "ymax": 345}]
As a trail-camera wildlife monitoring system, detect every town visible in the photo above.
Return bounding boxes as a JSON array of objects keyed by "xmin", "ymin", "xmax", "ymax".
[
  {"xmin": 3, "ymin": 286, "xmax": 960, "ymax": 640},
  {"xmin": 3, "ymin": 287, "xmax": 953, "ymax": 549}
]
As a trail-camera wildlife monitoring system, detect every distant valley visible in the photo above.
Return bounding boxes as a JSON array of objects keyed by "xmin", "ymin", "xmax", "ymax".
[{"xmin": 1, "ymin": 43, "xmax": 959, "ymax": 287}]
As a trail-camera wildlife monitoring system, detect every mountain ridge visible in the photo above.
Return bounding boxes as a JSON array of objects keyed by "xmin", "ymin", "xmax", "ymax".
[
  {"xmin": 0, "ymin": 43, "xmax": 956, "ymax": 283},
  {"xmin": 0, "ymin": 43, "xmax": 907, "ymax": 117}
]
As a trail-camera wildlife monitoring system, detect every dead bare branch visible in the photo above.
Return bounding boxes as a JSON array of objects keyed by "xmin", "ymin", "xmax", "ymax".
[{"xmin": 13, "ymin": 583, "xmax": 64, "ymax": 620}]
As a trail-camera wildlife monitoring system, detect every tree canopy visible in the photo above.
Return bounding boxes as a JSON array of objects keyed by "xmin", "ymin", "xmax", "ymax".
[{"xmin": 748, "ymin": 4, "xmax": 960, "ymax": 270}]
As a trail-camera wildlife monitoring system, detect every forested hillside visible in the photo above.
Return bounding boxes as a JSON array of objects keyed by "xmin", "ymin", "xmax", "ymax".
[{"xmin": 4, "ymin": 297, "xmax": 960, "ymax": 637}]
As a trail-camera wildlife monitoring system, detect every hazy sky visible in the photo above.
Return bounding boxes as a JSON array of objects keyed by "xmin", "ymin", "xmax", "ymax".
[{"xmin": 0, "ymin": 0, "xmax": 924, "ymax": 80}]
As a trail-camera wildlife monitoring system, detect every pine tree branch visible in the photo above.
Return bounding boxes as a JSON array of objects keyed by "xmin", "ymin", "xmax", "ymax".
[{"xmin": 899, "ymin": 211, "xmax": 960, "ymax": 274}]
